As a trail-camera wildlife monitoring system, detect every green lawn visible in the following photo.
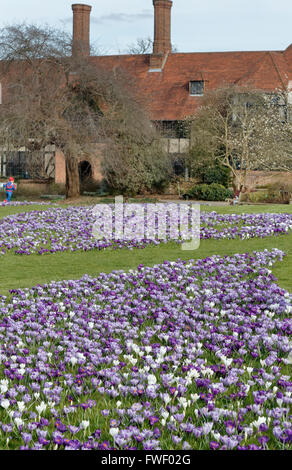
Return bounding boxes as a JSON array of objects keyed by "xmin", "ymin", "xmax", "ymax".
[{"xmin": 0, "ymin": 202, "xmax": 291, "ymax": 295}]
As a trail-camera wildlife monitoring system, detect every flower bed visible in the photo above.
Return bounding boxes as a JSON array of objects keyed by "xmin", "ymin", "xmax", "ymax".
[
  {"xmin": 0, "ymin": 201, "xmax": 52, "ymax": 207},
  {"xmin": 200, "ymin": 211, "xmax": 292, "ymax": 239},
  {"xmin": 0, "ymin": 248, "xmax": 291, "ymax": 450},
  {"xmin": 0, "ymin": 205, "xmax": 291, "ymax": 255}
]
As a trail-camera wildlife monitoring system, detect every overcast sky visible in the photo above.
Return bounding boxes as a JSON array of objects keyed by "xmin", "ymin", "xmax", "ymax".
[{"xmin": 0, "ymin": 0, "xmax": 291, "ymax": 55}]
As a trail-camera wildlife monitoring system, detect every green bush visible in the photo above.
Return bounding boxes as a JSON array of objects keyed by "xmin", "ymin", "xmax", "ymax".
[
  {"xmin": 186, "ymin": 183, "xmax": 233, "ymax": 201},
  {"xmin": 102, "ymin": 139, "xmax": 172, "ymax": 196},
  {"xmin": 198, "ymin": 164, "xmax": 231, "ymax": 188},
  {"xmin": 188, "ymin": 146, "xmax": 231, "ymax": 187}
]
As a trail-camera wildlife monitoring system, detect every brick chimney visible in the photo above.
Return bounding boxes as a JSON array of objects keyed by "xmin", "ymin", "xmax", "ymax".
[
  {"xmin": 150, "ymin": 0, "xmax": 173, "ymax": 70},
  {"xmin": 72, "ymin": 4, "xmax": 92, "ymax": 58}
]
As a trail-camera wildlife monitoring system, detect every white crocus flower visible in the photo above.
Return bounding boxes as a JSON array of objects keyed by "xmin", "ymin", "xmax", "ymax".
[
  {"xmin": 221, "ymin": 357, "xmax": 233, "ymax": 367},
  {"xmin": 191, "ymin": 394, "xmax": 200, "ymax": 402},
  {"xmin": 80, "ymin": 420, "xmax": 90, "ymax": 430},
  {"xmin": 188, "ymin": 369, "xmax": 200, "ymax": 379},
  {"xmin": 0, "ymin": 384, "xmax": 8, "ymax": 394},
  {"xmin": 159, "ymin": 346, "xmax": 167, "ymax": 356},
  {"xmin": 109, "ymin": 427, "xmax": 119, "ymax": 438},
  {"xmin": 147, "ymin": 374, "xmax": 157, "ymax": 385},
  {"xmin": 178, "ymin": 397, "xmax": 188, "ymax": 409},
  {"xmin": 14, "ymin": 418, "xmax": 23, "ymax": 428},
  {"xmin": 284, "ymin": 352, "xmax": 292, "ymax": 365},
  {"xmin": 131, "ymin": 344, "xmax": 140, "ymax": 354},
  {"xmin": 163, "ymin": 394, "xmax": 171, "ymax": 405},
  {"xmin": 1, "ymin": 399, "xmax": 10, "ymax": 410},
  {"xmin": 252, "ymin": 417, "xmax": 266, "ymax": 428},
  {"xmin": 202, "ymin": 422, "xmax": 213, "ymax": 435},
  {"xmin": 161, "ymin": 411, "xmax": 169, "ymax": 420},
  {"xmin": 17, "ymin": 401, "xmax": 25, "ymax": 412},
  {"xmin": 36, "ymin": 402, "xmax": 47, "ymax": 415}
]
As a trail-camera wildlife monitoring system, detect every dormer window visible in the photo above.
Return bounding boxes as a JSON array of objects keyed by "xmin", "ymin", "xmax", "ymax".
[{"xmin": 190, "ymin": 80, "xmax": 204, "ymax": 96}]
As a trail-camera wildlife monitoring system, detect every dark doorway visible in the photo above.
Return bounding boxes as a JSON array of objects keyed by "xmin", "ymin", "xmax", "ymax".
[{"xmin": 78, "ymin": 160, "xmax": 93, "ymax": 192}]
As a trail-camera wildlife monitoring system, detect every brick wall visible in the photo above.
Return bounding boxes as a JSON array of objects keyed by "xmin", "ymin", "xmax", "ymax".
[
  {"xmin": 55, "ymin": 149, "xmax": 66, "ymax": 184},
  {"xmin": 245, "ymin": 170, "xmax": 292, "ymax": 189},
  {"xmin": 54, "ymin": 144, "xmax": 105, "ymax": 186}
]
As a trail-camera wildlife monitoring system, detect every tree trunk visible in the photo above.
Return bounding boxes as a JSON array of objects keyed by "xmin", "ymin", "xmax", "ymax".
[
  {"xmin": 232, "ymin": 176, "xmax": 240, "ymax": 193},
  {"xmin": 232, "ymin": 171, "xmax": 245, "ymax": 194},
  {"xmin": 65, "ymin": 154, "xmax": 80, "ymax": 199}
]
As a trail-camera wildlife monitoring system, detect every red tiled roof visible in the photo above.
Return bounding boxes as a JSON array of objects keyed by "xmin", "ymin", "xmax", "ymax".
[{"xmin": 90, "ymin": 46, "xmax": 292, "ymax": 121}]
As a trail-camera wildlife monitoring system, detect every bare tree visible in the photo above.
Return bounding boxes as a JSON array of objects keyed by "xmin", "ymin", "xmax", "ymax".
[
  {"xmin": 0, "ymin": 24, "xmax": 165, "ymax": 198},
  {"xmin": 126, "ymin": 36, "xmax": 178, "ymax": 55},
  {"xmin": 188, "ymin": 85, "xmax": 292, "ymax": 192},
  {"xmin": 126, "ymin": 37, "xmax": 153, "ymax": 55}
]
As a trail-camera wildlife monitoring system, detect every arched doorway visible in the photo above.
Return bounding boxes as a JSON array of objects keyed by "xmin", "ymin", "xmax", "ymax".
[{"xmin": 78, "ymin": 160, "xmax": 93, "ymax": 192}]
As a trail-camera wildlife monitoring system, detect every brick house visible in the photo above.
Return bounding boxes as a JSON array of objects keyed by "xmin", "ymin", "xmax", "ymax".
[{"xmin": 1, "ymin": 0, "xmax": 292, "ymax": 191}]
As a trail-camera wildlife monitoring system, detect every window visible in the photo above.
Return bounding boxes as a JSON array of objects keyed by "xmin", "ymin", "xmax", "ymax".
[
  {"xmin": 0, "ymin": 151, "xmax": 31, "ymax": 178},
  {"xmin": 154, "ymin": 121, "xmax": 189, "ymax": 138},
  {"xmin": 190, "ymin": 80, "xmax": 204, "ymax": 96}
]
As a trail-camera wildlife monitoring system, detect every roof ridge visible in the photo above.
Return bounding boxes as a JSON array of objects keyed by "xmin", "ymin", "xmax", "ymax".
[
  {"xmin": 89, "ymin": 49, "xmax": 285, "ymax": 60},
  {"xmin": 268, "ymin": 51, "xmax": 287, "ymax": 90}
]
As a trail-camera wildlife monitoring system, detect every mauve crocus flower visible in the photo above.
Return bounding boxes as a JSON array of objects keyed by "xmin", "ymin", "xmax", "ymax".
[
  {"xmin": 149, "ymin": 416, "xmax": 159, "ymax": 426},
  {"xmin": 172, "ymin": 435, "xmax": 182, "ymax": 445},
  {"xmin": 210, "ymin": 441, "xmax": 220, "ymax": 450},
  {"xmin": 21, "ymin": 433, "xmax": 32, "ymax": 444}
]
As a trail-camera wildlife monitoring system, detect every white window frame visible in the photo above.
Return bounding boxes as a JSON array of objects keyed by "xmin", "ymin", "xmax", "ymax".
[{"xmin": 189, "ymin": 80, "xmax": 204, "ymax": 96}]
